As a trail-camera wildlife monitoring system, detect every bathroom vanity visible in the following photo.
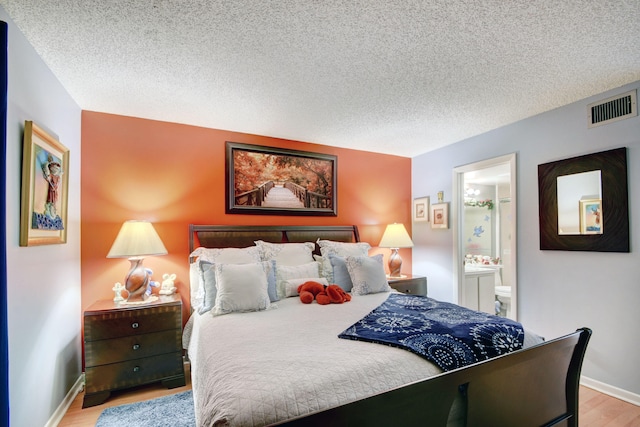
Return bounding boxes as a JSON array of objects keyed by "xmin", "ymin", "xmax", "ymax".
[{"xmin": 464, "ymin": 266, "xmax": 498, "ymax": 314}]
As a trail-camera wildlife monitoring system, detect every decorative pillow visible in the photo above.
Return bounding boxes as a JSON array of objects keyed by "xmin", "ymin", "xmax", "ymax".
[
  {"xmin": 198, "ymin": 259, "xmax": 277, "ymax": 315},
  {"xmin": 283, "ymin": 277, "xmax": 329, "ymax": 297},
  {"xmin": 329, "ymin": 255, "xmax": 353, "ymax": 292},
  {"xmin": 212, "ymin": 262, "xmax": 272, "ymax": 316},
  {"xmin": 190, "ymin": 262, "xmax": 205, "ymax": 311},
  {"xmin": 346, "ymin": 254, "xmax": 392, "ymax": 295},
  {"xmin": 255, "ymin": 241, "xmax": 315, "ymax": 266},
  {"xmin": 317, "ymin": 240, "xmax": 371, "ymax": 282},
  {"xmin": 275, "ymin": 261, "xmax": 321, "ymax": 299},
  {"xmin": 262, "ymin": 259, "xmax": 278, "ymax": 302},
  {"xmin": 189, "ymin": 246, "xmax": 262, "ymax": 311},
  {"xmin": 198, "ymin": 260, "xmax": 217, "ymax": 314}
]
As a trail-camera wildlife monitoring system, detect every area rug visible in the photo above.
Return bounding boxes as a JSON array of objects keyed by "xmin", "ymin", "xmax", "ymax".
[{"xmin": 95, "ymin": 390, "xmax": 194, "ymax": 427}]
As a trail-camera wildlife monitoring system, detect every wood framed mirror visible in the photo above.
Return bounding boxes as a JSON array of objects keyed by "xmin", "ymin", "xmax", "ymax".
[{"xmin": 538, "ymin": 147, "xmax": 629, "ymax": 252}]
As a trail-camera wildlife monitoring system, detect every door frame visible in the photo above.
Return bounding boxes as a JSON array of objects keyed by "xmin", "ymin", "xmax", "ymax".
[{"xmin": 452, "ymin": 153, "xmax": 518, "ymax": 320}]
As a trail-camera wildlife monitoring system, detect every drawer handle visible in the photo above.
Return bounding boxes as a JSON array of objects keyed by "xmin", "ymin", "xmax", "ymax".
[
  {"xmin": 133, "ymin": 366, "xmax": 140, "ymax": 373},
  {"xmin": 132, "ymin": 344, "xmax": 140, "ymax": 351},
  {"xmin": 131, "ymin": 322, "xmax": 139, "ymax": 329}
]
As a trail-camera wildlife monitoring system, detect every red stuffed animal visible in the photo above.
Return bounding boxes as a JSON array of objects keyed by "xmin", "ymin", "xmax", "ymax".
[
  {"xmin": 297, "ymin": 281, "xmax": 326, "ymax": 304},
  {"xmin": 325, "ymin": 284, "xmax": 351, "ymax": 304},
  {"xmin": 298, "ymin": 282, "xmax": 351, "ymax": 305}
]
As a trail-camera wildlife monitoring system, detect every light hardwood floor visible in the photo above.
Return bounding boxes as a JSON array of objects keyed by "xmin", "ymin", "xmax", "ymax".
[
  {"xmin": 58, "ymin": 368, "xmax": 640, "ymax": 427},
  {"xmin": 579, "ymin": 386, "xmax": 640, "ymax": 427}
]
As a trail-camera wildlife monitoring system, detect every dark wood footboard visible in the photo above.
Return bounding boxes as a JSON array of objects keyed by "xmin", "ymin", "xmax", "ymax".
[{"xmin": 275, "ymin": 328, "xmax": 591, "ymax": 427}]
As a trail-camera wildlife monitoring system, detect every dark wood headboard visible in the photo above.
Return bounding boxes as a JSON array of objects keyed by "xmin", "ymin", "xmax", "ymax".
[{"xmin": 188, "ymin": 224, "xmax": 360, "ymax": 254}]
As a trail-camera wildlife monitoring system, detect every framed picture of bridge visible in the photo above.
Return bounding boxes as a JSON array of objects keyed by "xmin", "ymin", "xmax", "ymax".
[{"xmin": 226, "ymin": 142, "xmax": 337, "ymax": 216}]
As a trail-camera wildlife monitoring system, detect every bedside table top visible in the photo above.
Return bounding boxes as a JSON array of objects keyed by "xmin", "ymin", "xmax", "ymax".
[
  {"xmin": 85, "ymin": 294, "xmax": 182, "ymax": 315},
  {"xmin": 387, "ymin": 274, "xmax": 426, "ymax": 282}
]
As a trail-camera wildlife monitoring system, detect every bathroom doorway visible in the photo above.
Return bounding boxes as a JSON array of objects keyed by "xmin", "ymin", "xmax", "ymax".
[{"xmin": 452, "ymin": 153, "xmax": 517, "ymax": 320}]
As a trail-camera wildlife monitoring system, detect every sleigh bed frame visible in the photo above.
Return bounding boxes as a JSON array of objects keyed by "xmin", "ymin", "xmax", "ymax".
[{"xmin": 188, "ymin": 224, "xmax": 591, "ymax": 427}]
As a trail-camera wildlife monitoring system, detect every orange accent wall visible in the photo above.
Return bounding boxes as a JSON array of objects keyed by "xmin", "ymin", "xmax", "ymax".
[{"xmin": 80, "ymin": 111, "xmax": 412, "ymax": 318}]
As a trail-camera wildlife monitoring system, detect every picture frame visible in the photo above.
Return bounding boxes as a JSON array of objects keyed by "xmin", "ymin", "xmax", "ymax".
[
  {"xmin": 226, "ymin": 142, "xmax": 337, "ymax": 216},
  {"xmin": 20, "ymin": 121, "xmax": 69, "ymax": 246},
  {"xmin": 430, "ymin": 202, "xmax": 449, "ymax": 229},
  {"xmin": 413, "ymin": 196, "xmax": 429, "ymax": 222},
  {"xmin": 579, "ymin": 198, "xmax": 603, "ymax": 235}
]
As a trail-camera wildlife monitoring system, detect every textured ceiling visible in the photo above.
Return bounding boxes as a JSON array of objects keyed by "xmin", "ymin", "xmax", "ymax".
[{"xmin": 1, "ymin": 1, "xmax": 639, "ymax": 157}]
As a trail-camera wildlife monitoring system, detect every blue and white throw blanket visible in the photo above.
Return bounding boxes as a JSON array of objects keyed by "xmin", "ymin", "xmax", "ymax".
[{"xmin": 339, "ymin": 294, "xmax": 524, "ymax": 371}]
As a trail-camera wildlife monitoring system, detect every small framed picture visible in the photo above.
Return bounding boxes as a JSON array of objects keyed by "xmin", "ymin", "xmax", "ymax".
[
  {"xmin": 579, "ymin": 198, "xmax": 603, "ymax": 235},
  {"xmin": 430, "ymin": 202, "xmax": 449, "ymax": 229},
  {"xmin": 413, "ymin": 197, "xmax": 429, "ymax": 222}
]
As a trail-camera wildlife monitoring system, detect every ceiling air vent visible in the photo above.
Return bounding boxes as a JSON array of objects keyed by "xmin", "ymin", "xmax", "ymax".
[{"xmin": 588, "ymin": 89, "xmax": 637, "ymax": 128}]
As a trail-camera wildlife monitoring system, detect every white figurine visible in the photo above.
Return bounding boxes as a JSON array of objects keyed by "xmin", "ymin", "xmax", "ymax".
[
  {"xmin": 159, "ymin": 273, "xmax": 177, "ymax": 295},
  {"xmin": 112, "ymin": 282, "xmax": 126, "ymax": 302}
]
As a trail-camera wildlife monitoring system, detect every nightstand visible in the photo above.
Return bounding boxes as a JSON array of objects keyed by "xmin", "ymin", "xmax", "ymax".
[
  {"xmin": 387, "ymin": 274, "xmax": 428, "ymax": 296},
  {"xmin": 83, "ymin": 294, "xmax": 186, "ymax": 407}
]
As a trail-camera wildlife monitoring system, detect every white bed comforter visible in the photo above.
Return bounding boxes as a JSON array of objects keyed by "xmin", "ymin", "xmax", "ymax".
[{"xmin": 184, "ymin": 292, "xmax": 541, "ymax": 427}]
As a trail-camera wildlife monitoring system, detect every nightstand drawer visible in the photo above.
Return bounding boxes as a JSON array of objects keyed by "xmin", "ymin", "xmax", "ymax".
[
  {"xmin": 84, "ymin": 351, "xmax": 183, "ymax": 394},
  {"xmin": 392, "ymin": 281, "xmax": 424, "ymax": 295},
  {"xmin": 388, "ymin": 275, "xmax": 428, "ymax": 296},
  {"xmin": 85, "ymin": 329, "xmax": 181, "ymax": 366},
  {"xmin": 85, "ymin": 305, "xmax": 180, "ymax": 340}
]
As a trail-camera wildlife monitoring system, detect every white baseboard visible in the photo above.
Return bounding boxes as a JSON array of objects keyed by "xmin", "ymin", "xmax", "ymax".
[
  {"xmin": 45, "ymin": 373, "xmax": 85, "ymax": 427},
  {"xmin": 581, "ymin": 375, "xmax": 640, "ymax": 406}
]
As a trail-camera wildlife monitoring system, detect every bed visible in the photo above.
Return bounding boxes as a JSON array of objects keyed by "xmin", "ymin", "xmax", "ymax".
[{"xmin": 184, "ymin": 224, "xmax": 591, "ymax": 427}]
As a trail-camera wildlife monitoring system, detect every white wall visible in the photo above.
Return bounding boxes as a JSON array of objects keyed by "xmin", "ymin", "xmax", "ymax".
[
  {"xmin": 412, "ymin": 81, "xmax": 640, "ymax": 398},
  {"xmin": 1, "ymin": 8, "xmax": 82, "ymax": 427}
]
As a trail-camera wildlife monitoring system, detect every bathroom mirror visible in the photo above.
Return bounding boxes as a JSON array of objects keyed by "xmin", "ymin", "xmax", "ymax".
[{"xmin": 538, "ymin": 147, "xmax": 629, "ymax": 252}]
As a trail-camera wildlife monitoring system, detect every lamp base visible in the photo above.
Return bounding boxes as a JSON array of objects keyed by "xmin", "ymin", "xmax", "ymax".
[
  {"xmin": 124, "ymin": 257, "xmax": 150, "ymax": 302},
  {"xmin": 388, "ymin": 248, "xmax": 403, "ymax": 278}
]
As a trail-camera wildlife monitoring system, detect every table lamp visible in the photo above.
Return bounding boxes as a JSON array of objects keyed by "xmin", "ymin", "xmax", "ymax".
[
  {"xmin": 107, "ymin": 220, "xmax": 168, "ymax": 302},
  {"xmin": 379, "ymin": 223, "xmax": 414, "ymax": 278}
]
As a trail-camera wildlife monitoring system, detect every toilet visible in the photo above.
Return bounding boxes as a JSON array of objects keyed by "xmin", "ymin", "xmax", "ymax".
[{"xmin": 495, "ymin": 286, "xmax": 511, "ymax": 318}]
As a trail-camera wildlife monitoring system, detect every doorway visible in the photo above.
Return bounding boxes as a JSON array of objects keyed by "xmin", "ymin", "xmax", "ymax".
[{"xmin": 452, "ymin": 153, "xmax": 517, "ymax": 320}]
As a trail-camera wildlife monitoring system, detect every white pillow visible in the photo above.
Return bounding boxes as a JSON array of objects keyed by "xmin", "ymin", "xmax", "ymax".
[
  {"xmin": 189, "ymin": 262, "xmax": 205, "ymax": 311},
  {"xmin": 283, "ymin": 277, "xmax": 329, "ymax": 297},
  {"xmin": 189, "ymin": 246, "xmax": 262, "ymax": 311},
  {"xmin": 198, "ymin": 259, "xmax": 278, "ymax": 315},
  {"xmin": 317, "ymin": 240, "xmax": 371, "ymax": 282},
  {"xmin": 346, "ymin": 254, "xmax": 392, "ymax": 295},
  {"xmin": 275, "ymin": 261, "xmax": 320, "ymax": 299},
  {"xmin": 212, "ymin": 262, "xmax": 271, "ymax": 316},
  {"xmin": 197, "ymin": 260, "xmax": 217, "ymax": 314},
  {"xmin": 255, "ymin": 240, "xmax": 315, "ymax": 266}
]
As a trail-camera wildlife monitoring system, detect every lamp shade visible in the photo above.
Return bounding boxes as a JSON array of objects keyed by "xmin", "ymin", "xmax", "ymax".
[
  {"xmin": 379, "ymin": 223, "xmax": 414, "ymax": 248},
  {"xmin": 107, "ymin": 220, "xmax": 168, "ymax": 258}
]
